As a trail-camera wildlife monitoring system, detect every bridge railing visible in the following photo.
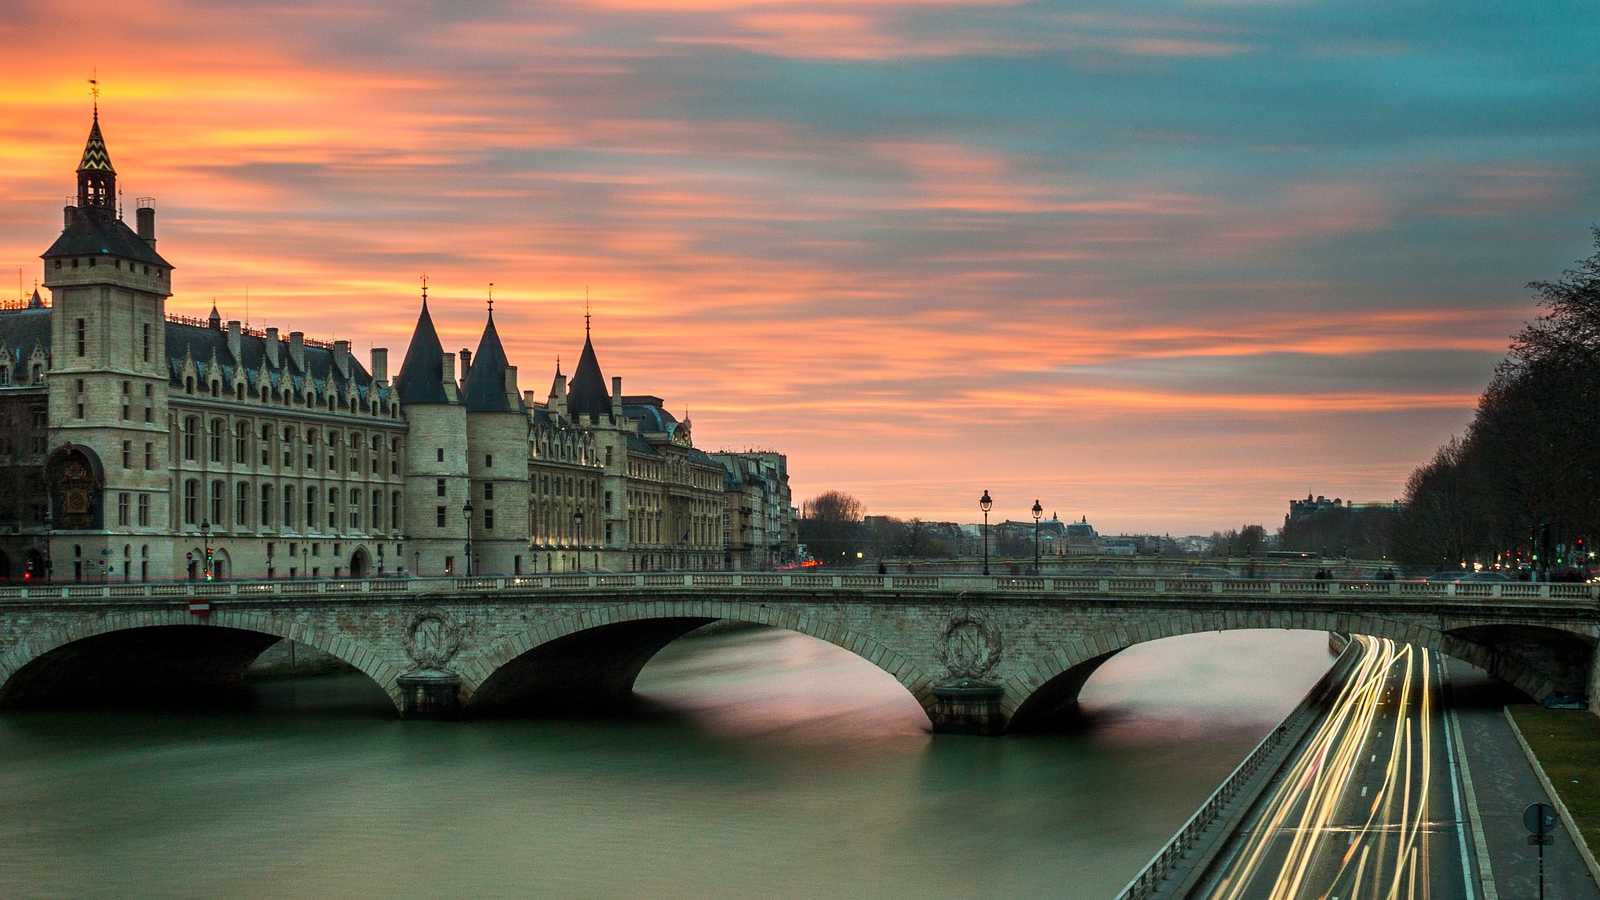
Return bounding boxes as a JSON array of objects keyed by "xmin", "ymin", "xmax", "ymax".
[{"xmin": 0, "ymin": 574, "xmax": 1594, "ymax": 605}]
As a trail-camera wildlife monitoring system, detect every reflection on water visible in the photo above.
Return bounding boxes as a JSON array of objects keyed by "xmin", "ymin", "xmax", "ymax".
[{"xmin": 0, "ymin": 626, "xmax": 1331, "ymax": 898}]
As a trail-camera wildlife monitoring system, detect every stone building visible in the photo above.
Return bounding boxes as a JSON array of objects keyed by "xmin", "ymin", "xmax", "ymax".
[
  {"xmin": 712, "ymin": 451, "xmax": 796, "ymax": 569},
  {"xmin": 0, "ymin": 107, "xmax": 782, "ymax": 580}
]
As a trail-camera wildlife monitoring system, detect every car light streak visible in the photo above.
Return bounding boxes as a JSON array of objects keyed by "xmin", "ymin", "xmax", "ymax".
[{"xmin": 1209, "ymin": 635, "xmax": 1446, "ymax": 900}]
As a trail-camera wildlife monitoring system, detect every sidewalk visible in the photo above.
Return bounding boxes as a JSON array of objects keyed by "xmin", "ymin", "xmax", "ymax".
[{"xmin": 1447, "ymin": 659, "xmax": 1600, "ymax": 900}]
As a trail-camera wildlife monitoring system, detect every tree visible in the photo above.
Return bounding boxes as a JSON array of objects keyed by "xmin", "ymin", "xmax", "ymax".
[{"xmin": 799, "ymin": 491, "xmax": 866, "ymax": 565}]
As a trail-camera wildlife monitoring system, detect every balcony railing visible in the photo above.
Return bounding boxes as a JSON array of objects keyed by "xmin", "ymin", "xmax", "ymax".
[{"xmin": 0, "ymin": 574, "xmax": 1593, "ymax": 606}]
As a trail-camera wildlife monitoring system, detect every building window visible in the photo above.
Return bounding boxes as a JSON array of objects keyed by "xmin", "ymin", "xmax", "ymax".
[
  {"xmin": 210, "ymin": 480, "xmax": 225, "ymax": 524},
  {"xmin": 484, "ymin": 507, "xmax": 494, "ymax": 531},
  {"xmin": 350, "ymin": 489, "xmax": 361, "ymax": 530},
  {"xmin": 121, "ymin": 440, "xmax": 132, "ymax": 468},
  {"xmin": 183, "ymin": 417, "xmax": 197, "ymax": 460},
  {"xmin": 327, "ymin": 487, "xmax": 338, "ymax": 529},
  {"xmin": 307, "ymin": 488, "xmax": 317, "ymax": 527},
  {"xmin": 484, "ymin": 482, "xmax": 494, "ymax": 501},
  {"xmin": 435, "ymin": 506, "xmax": 446, "ymax": 528},
  {"xmin": 75, "ymin": 318, "xmax": 85, "ymax": 356},
  {"xmin": 236, "ymin": 481, "xmax": 249, "ymax": 526},
  {"xmin": 283, "ymin": 485, "xmax": 294, "ymax": 528},
  {"xmin": 137, "ymin": 494, "xmax": 150, "ymax": 526},
  {"xmin": 235, "ymin": 422, "xmax": 248, "ymax": 463},
  {"xmin": 371, "ymin": 491, "xmax": 382, "ymax": 530},
  {"xmin": 436, "ymin": 478, "xmax": 446, "ymax": 498},
  {"xmin": 436, "ymin": 447, "xmax": 444, "ymax": 462},
  {"xmin": 117, "ymin": 492, "xmax": 130, "ymax": 526},
  {"xmin": 444, "ymin": 555, "xmax": 455, "ymax": 575},
  {"xmin": 142, "ymin": 323, "xmax": 151, "ymax": 363},
  {"xmin": 485, "ymin": 453, "xmax": 493, "ymax": 468},
  {"xmin": 209, "ymin": 420, "xmax": 224, "ymax": 463},
  {"xmin": 183, "ymin": 479, "xmax": 198, "ymax": 525},
  {"xmin": 144, "ymin": 442, "xmax": 153, "ymax": 469}
]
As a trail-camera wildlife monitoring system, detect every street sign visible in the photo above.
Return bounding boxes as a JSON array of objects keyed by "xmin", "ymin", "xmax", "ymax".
[{"xmin": 1525, "ymin": 802, "xmax": 1559, "ymax": 835}]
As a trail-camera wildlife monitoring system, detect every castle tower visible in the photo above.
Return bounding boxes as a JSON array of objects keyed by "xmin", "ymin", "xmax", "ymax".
[
  {"xmin": 394, "ymin": 286, "xmax": 470, "ymax": 576},
  {"xmin": 40, "ymin": 104, "xmax": 175, "ymax": 580},
  {"xmin": 461, "ymin": 301, "xmax": 530, "ymax": 575}
]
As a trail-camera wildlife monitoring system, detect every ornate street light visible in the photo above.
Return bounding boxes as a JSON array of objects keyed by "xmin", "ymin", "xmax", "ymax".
[
  {"xmin": 463, "ymin": 500, "xmax": 473, "ymax": 576},
  {"xmin": 201, "ymin": 519, "xmax": 212, "ymax": 581},
  {"xmin": 572, "ymin": 508, "xmax": 585, "ymax": 573},
  {"xmin": 1032, "ymin": 499, "xmax": 1043, "ymax": 575},
  {"xmin": 979, "ymin": 490, "xmax": 993, "ymax": 576}
]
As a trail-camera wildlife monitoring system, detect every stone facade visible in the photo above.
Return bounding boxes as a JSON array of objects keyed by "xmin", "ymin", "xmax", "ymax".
[{"xmin": 0, "ymin": 109, "xmax": 794, "ymax": 581}]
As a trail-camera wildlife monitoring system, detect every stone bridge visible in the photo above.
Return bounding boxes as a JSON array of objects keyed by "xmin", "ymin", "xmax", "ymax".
[{"xmin": 1, "ymin": 573, "xmax": 1596, "ymax": 733}]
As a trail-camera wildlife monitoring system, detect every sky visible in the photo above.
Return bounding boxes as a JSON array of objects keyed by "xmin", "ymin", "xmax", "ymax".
[{"xmin": 1, "ymin": 0, "xmax": 1597, "ymax": 535}]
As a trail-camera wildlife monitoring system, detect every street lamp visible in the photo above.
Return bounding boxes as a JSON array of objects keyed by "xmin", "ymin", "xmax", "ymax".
[
  {"xmin": 201, "ymin": 519, "xmax": 212, "ymax": 581},
  {"xmin": 979, "ymin": 490, "xmax": 992, "ymax": 576},
  {"xmin": 1032, "ymin": 499, "xmax": 1043, "ymax": 575},
  {"xmin": 572, "ymin": 508, "xmax": 585, "ymax": 573},
  {"xmin": 463, "ymin": 500, "xmax": 473, "ymax": 576}
]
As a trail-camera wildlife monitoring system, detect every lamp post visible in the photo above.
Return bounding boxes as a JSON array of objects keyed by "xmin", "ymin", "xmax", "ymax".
[
  {"xmin": 201, "ymin": 519, "xmax": 212, "ymax": 581},
  {"xmin": 1032, "ymin": 498, "xmax": 1043, "ymax": 575},
  {"xmin": 463, "ymin": 500, "xmax": 473, "ymax": 576},
  {"xmin": 377, "ymin": 543, "xmax": 385, "ymax": 576},
  {"xmin": 979, "ymin": 490, "xmax": 992, "ymax": 576},
  {"xmin": 572, "ymin": 508, "xmax": 585, "ymax": 573}
]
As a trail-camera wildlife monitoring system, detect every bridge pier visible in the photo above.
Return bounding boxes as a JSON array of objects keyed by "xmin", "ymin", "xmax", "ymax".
[
  {"xmin": 397, "ymin": 670, "xmax": 462, "ymax": 719},
  {"xmin": 929, "ymin": 681, "xmax": 1007, "ymax": 735}
]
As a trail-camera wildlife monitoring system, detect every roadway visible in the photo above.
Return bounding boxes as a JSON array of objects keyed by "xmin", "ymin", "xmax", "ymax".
[{"xmin": 1196, "ymin": 635, "xmax": 1476, "ymax": 900}]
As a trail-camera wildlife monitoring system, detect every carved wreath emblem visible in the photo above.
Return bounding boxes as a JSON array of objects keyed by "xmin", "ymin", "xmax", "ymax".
[
  {"xmin": 940, "ymin": 615, "xmax": 1001, "ymax": 680},
  {"xmin": 406, "ymin": 609, "xmax": 461, "ymax": 669}
]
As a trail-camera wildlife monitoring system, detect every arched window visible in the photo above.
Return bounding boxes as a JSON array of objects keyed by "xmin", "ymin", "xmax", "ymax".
[
  {"xmin": 182, "ymin": 479, "xmax": 198, "ymax": 524},
  {"xmin": 208, "ymin": 419, "xmax": 224, "ymax": 463},
  {"xmin": 210, "ymin": 479, "xmax": 225, "ymax": 525}
]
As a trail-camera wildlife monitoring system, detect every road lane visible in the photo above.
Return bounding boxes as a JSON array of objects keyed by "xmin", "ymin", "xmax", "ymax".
[{"xmin": 1200, "ymin": 636, "xmax": 1470, "ymax": 900}]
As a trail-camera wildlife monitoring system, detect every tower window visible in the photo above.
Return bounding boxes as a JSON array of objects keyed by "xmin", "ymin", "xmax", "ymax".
[
  {"xmin": 142, "ymin": 324, "xmax": 151, "ymax": 362},
  {"xmin": 75, "ymin": 319, "xmax": 86, "ymax": 356}
]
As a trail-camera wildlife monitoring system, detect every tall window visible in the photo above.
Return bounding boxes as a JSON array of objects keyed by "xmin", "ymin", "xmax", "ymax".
[
  {"xmin": 283, "ymin": 485, "xmax": 295, "ymax": 528},
  {"xmin": 209, "ymin": 420, "xmax": 223, "ymax": 463},
  {"xmin": 210, "ymin": 480, "xmax": 224, "ymax": 524},
  {"xmin": 391, "ymin": 492, "xmax": 401, "ymax": 531},
  {"xmin": 183, "ymin": 417, "xmax": 198, "ymax": 461},
  {"xmin": 183, "ymin": 479, "xmax": 198, "ymax": 525},
  {"xmin": 328, "ymin": 487, "xmax": 338, "ymax": 528},
  {"xmin": 121, "ymin": 440, "xmax": 131, "ymax": 468},
  {"xmin": 484, "ymin": 482, "xmax": 494, "ymax": 500},
  {"xmin": 75, "ymin": 318, "xmax": 85, "ymax": 356},
  {"xmin": 261, "ymin": 483, "xmax": 274, "ymax": 527},
  {"xmin": 116, "ymin": 493, "xmax": 130, "ymax": 526},
  {"xmin": 236, "ymin": 481, "xmax": 249, "ymax": 526},
  {"xmin": 144, "ymin": 442, "xmax": 153, "ymax": 469},
  {"xmin": 435, "ymin": 506, "xmax": 445, "ymax": 527},
  {"xmin": 484, "ymin": 507, "xmax": 494, "ymax": 531},
  {"xmin": 235, "ymin": 422, "xmax": 248, "ymax": 463},
  {"xmin": 141, "ymin": 323, "xmax": 150, "ymax": 363},
  {"xmin": 137, "ymin": 494, "xmax": 150, "ymax": 526},
  {"xmin": 349, "ymin": 488, "xmax": 361, "ymax": 530},
  {"xmin": 307, "ymin": 489, "xmax": 317, "ymax": 528},
  {"xmin": 371, "ymin": 491, "xmax": 382, "ymax": 531}
]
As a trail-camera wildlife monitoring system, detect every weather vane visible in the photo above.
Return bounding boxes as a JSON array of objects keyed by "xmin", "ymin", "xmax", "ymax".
[
  {"xmin": 89, "ymin": 69, "xmax": 99, "ymax": 115},
  {"xmin": 420, "ymin": 273, "xmax": 428, "ymax": 303},
  {"xmin": 488, "ymin": 281, "xmax": 494, "ymax": 313}
]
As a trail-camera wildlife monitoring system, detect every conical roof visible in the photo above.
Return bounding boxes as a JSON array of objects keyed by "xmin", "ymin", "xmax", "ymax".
[
  {"xmin": 78, "ymin": 114, "xmax": 114, "ymax": 173},
  {"xmin": 394, "ymin": 298, "xmax": 452, "ymax": 404},
  {"xmin": 463, "ymin": 309, "xmax": 520, "ymax": 412},
  {"xmin": 567, "ymin": 331, "xmax": 610, "ymax": 417}
]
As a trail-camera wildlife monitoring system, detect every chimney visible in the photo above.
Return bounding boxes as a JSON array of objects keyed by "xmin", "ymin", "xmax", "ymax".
[
  {"xmin": 370, "ymin": 347, "xmax": 389, "ymax": 383},
  {"xmin": 226, "ymin": 320, "xmax": 242, "ymax": 361},
  {"xmin": 504, "ymin": 365, "xmax": 519, "ymax": 404},
  {"xmin": 63, "ymin": 205, "xmax": 77, "ymax": 229},
  {"xmin": 265, "ymin": 327, "xmax": 280, "ymax": 367},
  {"xmin": 442, "ymin": 352, "xmax": 456, "ymax": 388},
  {"xmin": 523, "ymin": 389, "xmax": 538, "ymax": 408},
  {"xmin": 136, "ymin": 201, "xmax": 156, "ymax": 248},
  {"xmin": 611, "ymin": 376, "xmax": 623, "ymax": 417},
  {"xmin": 549, "ymin": 372, "xmax": 567, "ymax": 417},
  {"xmin": 459, "ymin": 349, "xmax": 472, "ymax": 386},
  {"xmin": 289, "ymin": 331, "xmax": 305, "ymax": 370},
  {"xmin": 333, "ymin": 340, "xmax": 351, "ymax": 378}
]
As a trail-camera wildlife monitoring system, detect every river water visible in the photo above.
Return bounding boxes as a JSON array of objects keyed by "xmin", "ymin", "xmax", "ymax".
[{"xmin": 0, "ymin": 626, "xmax": 1332, "ymax": 898}]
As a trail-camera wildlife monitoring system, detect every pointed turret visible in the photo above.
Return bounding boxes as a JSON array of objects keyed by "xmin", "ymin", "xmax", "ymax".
[
  {"xmin": 394, "ymin": 293, "xmax": 453, "ymax": 405},
  {"xmin": 567, "ymin": 315, "xmax": 610, "ymax": 418},
  {"xmin": 463, "ymin": 304, "xmax": 521, "ymax": 412},
  {"xmin": 77, "ymin": 108, "xmax": 116, "ymax": 211},
  {"xmin": 207, "ymin": 302, "xmax": 221, "ymax": 330}
]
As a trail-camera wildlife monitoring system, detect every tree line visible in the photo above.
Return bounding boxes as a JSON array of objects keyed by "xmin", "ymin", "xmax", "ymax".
[{"xmin": 1391, "ymin": 230, "xmax": 1600, "ymax": 571}]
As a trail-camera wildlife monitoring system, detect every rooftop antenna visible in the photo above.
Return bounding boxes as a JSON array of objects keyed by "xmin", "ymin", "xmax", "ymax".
[
  {"xmin": 584, "ymin": 285, "xmax": 591, "ymax": 337},
  {"xmin": 488, "ymin": 281, "xmax": 494, "ymax": 314},
  {"xmin": 420, "ymin": 272, "xmax": 429, "ymax": 304}
]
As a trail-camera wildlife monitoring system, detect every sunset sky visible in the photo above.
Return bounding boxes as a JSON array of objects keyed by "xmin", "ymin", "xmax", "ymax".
[{"xmin": 2, "ymin": 1, "xmax": 1597, "ymax": 534}]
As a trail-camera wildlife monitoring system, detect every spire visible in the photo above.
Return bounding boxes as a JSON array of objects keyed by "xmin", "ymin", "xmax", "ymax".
[
  {"xmin": 567, "ymin": 309, "xmax": 611, "ymax": 419},
  {"xmin": 394, "ymin": 288, "xmax": 452, "ymax": 405},
  {"xmin": 76, "ymin": 80, "xmax": 116, "ymax": 211},
  {"xmin": 28, "ymin": 288, "xmax": 42, "ymax": 309},
  {"xmin": 208, "ymin": 301, "xmax": 221, "ymax": 329},
  {"xmin": 463, "ymin": 298, "xmax": 519, "ymax": 413}
]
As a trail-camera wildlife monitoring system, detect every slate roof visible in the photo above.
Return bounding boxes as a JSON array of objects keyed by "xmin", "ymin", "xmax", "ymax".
[
  {"xmin": 0, "ymin": 308, "xmax": 53, "ymax": 367},
  {"xmin": 462, "ymin": 310, "xmax": 522, "ymax": 413},
  {"xmin": 623, "ymin": 402, "xmax": 678, "ymax": 434},
  {"xmin": 394, "ymin": 299, "xmax": 452, "ymax": 405},
  {"xmin": 41, "ymin": 208, "xmax": 171, "ymax": 268},
  {"xmin": 164, "ymin": 320, "xmax": 385, "ymax": 403},
  {"xmin": 567, "ymin": 332, "xmax": 611, "ymax": 418},
  {"xmin": 78, "ymin": 115, "xmax": 113, "ymax": 173}
]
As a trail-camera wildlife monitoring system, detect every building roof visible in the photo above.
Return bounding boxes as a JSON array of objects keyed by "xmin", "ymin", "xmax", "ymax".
[
  {"xmin": 0, "ymin": 308, "xmax": 53, "ymax": 366},
  {"xmin": 622, "ymin": 401, "xmax": 678, "ymax": 434},
  {"xmin": 463, "ymin": 308, "xmax": 521, "ymax": 413},
  {"xmin": 394, "ymin": 298, "xmax": 452, "ymax": 405},
  {"xmin": 78, "ymin": 114, "xmax": 114, "ymax": 173},
  {"xmin": 164, "ymin": 318, "xmax": 382, "ymax": 402},
  {"xmin": 41, "ymin": 208, "xmax": 171, "ymax": 268},
  {"xmin": 567, "ymin": 330, "xmax": 610, "ymax": 418}
]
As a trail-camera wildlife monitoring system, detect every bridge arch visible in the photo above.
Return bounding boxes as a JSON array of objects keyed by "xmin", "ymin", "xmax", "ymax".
[
  {"xmin": 1007, "ymin": 610, "xmax": 1595, "ymax": 731},
  {"xmin": 0, "ymin": 610, "xmax": 401, "ymax": 712},
  {"xmin": 460, "ymin": 600, "xmax": 939, "ymax": 721}
]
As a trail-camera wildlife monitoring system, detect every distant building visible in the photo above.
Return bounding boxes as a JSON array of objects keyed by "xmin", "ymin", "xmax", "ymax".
[
  {"xmin": 1286, "ymin": 493, "xmax": 1404, "ymax": 529},
  {"xmin": 712, "ymin": 451, "xmax": 796, "ymax": 569}
]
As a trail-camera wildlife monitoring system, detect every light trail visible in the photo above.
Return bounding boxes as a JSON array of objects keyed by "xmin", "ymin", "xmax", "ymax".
[{"xmin": 1207, "ymin": 635, "xmax": 1450, "ymax": 900}]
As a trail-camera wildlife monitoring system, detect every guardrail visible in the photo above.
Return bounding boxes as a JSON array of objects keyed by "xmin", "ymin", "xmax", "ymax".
[
  {"xmin": 0, "ymin": 574, "xmax": 1593, "ymax": 605},
  {"xmin": 1114, "ymin": 639, "xmax": 1362, "ymax": 900}
]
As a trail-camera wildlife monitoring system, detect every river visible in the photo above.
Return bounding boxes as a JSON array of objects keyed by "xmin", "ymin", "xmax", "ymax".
[{"xmin": 0, "ymin": 626, "xmax": 1333, "ymax": 898}]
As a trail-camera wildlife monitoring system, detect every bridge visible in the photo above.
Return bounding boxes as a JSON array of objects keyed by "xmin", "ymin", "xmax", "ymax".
[{"xmin": 1, "ymin": 573, "xmax": 1595, "ymax": 733}]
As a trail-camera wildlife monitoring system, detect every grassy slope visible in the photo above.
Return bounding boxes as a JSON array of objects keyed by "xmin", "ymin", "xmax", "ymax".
[{"xmin": 1508, "ymin": 705, "xmax": 1600, "ymax": 853}]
